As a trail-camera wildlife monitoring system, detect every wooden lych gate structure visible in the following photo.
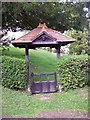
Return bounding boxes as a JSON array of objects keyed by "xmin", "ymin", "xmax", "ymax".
[{"xmin": 12, "ymin": 22, "xmax": 75, "ymax": 93}]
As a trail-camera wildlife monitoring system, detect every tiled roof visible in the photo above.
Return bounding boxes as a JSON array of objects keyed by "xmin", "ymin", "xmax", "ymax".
[{"xmin": 12, "ymin": 23, "xmax": 75, "ymax": 44}]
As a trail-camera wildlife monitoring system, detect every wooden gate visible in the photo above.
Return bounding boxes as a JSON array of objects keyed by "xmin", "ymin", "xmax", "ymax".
[{"xmin": 31, "ymin": 72, "xmax": 57, "ymax": 94}]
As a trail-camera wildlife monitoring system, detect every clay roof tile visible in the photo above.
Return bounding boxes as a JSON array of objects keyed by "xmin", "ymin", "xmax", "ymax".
[{"xmin": 12, "ymin": 23, "xmax": 75, "ymax": 44}]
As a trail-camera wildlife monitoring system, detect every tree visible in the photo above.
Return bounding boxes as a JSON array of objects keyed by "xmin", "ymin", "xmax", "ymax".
[
  {"xmin": 2, "ymin": 2, "xmax": 87, "ymax": 32},
  {"xmin": 64, "ymin": 28, "xmax": 88, "ymax": 55}
]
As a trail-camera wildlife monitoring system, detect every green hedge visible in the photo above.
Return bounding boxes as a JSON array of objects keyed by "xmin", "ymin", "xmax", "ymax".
[
  {"xmin": 57, "ymin": 55, "xmax": 88, "ymax": 91},
  {"xmin": 2, "ymin": 56, "xmax": 26, "ymax": 90}
]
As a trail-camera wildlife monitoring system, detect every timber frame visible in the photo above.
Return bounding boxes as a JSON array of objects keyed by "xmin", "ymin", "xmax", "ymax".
[{"xmin": 12, "ymin": 22, "xmax": 75, "ymax": 91}]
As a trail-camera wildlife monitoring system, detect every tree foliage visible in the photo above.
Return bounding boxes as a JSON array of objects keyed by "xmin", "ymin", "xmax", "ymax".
[
  {"xmin": 2, "ymin": 2, "xmax": 87, "ymax": 32},
  {"xmin": 64, "ymin": 29, "xmax": 88, "ymax": 55}
]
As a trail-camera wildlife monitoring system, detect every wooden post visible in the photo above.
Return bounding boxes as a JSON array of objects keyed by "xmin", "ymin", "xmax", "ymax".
[
  {"xmin": 56, "ymin": 46, "xmax": 61, "ymax": 59},
  {"xmin": 25, "ymin": 47, "xmax": 30, "ymax": 91}
]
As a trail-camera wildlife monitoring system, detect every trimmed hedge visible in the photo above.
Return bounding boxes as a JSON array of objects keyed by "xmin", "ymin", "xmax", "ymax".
[
  {"xmin": 2, "ymin": 56, "xmax": 26, "ymax": 90},
  {"xmin": 1, "ymin": 55, "xmax": 89, "ymax": 91},
  {"xmin": 57, "ymin": 55, "xmax": 88, "ymax": 91}
]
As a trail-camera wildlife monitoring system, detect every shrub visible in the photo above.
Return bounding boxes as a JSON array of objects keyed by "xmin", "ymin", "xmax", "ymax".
[
  {"xmin": 57, "ymin": 55, "xmax": 88, "ymax": 91},
  {"xmin": 1, "ymin": 56, "xmax": 26, "ymax": 90},
  {"xmin": 64, "ymin": 29, "xmax": 88, "ymax": 55}
]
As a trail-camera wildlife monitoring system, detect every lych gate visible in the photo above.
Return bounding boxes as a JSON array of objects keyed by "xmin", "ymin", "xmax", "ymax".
[{"xmin": 12, "ymin": 22, "xmax": 75, "ymax": 93}]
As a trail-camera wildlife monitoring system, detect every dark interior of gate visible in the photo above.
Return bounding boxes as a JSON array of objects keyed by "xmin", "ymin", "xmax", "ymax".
[{"xmin": 31, "ymin": 72, "xmax": 57, "ymax": 94}]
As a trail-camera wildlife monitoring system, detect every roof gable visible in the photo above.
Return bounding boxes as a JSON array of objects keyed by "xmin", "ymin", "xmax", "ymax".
[{"xmin": 32, "ymin": 31, "xmax": 57, "ymax": 45}]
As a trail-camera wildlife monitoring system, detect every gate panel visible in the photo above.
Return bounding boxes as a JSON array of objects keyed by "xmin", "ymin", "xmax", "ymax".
[
  {"xmin": 31, "ymin": 72, "xmax": 58, "ymax": 94},
  {"xmin": 41, "ymin": 81, "xmax": 50, "ymax": 93},
  {"xmin": 32, "ymin": 82, "xmax": 42, "ymax": 94},
  {"xmin": 49, "ymin": 81, "xmax": 57, "ymax": 92}
]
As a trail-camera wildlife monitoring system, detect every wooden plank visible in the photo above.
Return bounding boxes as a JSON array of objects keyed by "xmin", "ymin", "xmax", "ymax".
[
  {"xmin": 32, "ymin": 72, "xmax": 55, "ymax": 76},
  {"xmin": 25, "ymin": 47, "xmax": 30, "ymax": 90},
  {"xmin": 54, "ymin": 72, "xmax": 57, "ymax": 87},
  {"xmin": 56, "ymin": 46, "xmax": 61, "ymax": 58}
]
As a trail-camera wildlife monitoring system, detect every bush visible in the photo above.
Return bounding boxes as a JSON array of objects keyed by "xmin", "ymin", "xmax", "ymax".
[
  {"xmin": 2, "ymin": 56, "xmax": 26, "ymax": 90},
  {"xmin": 64, "ymin": 29, "xmax": 88, "ymax": 55},
  {"xmin": 57, "ymin": 55, "xmax": 88, "ymax": 91}
]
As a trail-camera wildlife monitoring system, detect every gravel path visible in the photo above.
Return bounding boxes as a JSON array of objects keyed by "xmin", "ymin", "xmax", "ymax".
[
  {"xmin": 2, "ymin": 110, "xmax": 88, "ymax": 119},
  {"xmin": 37, "ymin": 109, "xmax": 88, "ymax": 118}
]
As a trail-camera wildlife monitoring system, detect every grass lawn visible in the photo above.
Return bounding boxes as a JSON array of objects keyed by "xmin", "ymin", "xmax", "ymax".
[
  {"xmin": 2, "ymin": 47, "xmax": 57, "ymax": 73},
  {"xmin": 1, "ymin": 47, "xmax": 88, "ymax": 118},
  {"xmin": 1, "ymin": 85, "xmax": 88, "ymax": 117}
]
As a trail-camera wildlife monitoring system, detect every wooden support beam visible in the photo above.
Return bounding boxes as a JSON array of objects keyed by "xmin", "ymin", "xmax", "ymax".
[
  {"xmin": 56, "ymin": 46, "xmax": 61, "ymax": 59},
  {"xmin": 25, "ymin": 47, "xmax": 30, "ymax": 91}
]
